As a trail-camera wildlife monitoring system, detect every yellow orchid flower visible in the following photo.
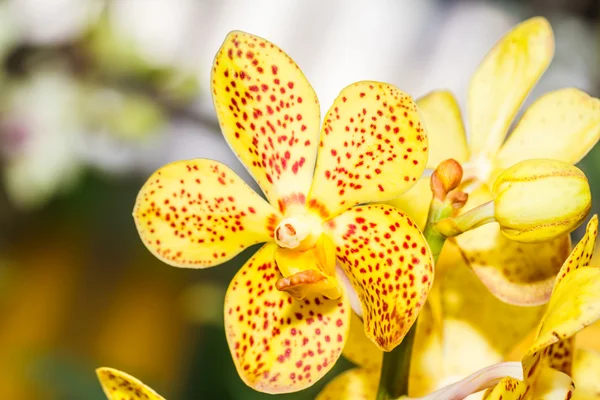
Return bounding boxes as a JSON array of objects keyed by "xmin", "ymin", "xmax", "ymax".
[
  {"xmin": 133, "ymin": 31, "xmax": 434, "ymax": 393},
  {"xmin": 390, "ymin": 16, "xmax": 600, "ymax": 306},
  {"xmin": 97, "ymin": 368, "xmax": 165, "ymax": 400}
]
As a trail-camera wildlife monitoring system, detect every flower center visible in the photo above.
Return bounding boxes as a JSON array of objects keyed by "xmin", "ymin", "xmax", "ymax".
[
  {"xmin": 274, "ymin": 215, "xmax": 322, "ymax": 250},
  {"xmin": 273, "ymin": 215, "xmax": 342, "ymax": 300}
]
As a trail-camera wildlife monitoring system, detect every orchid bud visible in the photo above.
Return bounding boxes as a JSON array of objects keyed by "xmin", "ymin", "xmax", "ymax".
[{"xmin": 493, "ymin": 159, "xmax": 591, "ymax": 243}]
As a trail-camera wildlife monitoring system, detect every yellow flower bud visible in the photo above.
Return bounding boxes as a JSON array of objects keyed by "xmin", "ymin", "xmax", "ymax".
[{"xmin": 493, "ymin": 159, "xmax": 591, "ymax": 243}]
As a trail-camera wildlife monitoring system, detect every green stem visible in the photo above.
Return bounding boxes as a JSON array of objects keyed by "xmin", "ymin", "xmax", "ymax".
[
  {"xmin": 435, "ymin": 201, "xmax": 495, "ymax": 238},
  {"xmin": 376, "ymin": 322, "xmax": 417, "ymax": 400},
  {"xmin": 375, "ymin": 198, "xmax": 453, "ymax": 400}
]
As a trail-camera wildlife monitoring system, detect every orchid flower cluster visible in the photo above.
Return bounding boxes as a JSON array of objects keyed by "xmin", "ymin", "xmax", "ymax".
[{"xmin": 98, "ymin": 17, "xmax": 600, "ymax": 400}]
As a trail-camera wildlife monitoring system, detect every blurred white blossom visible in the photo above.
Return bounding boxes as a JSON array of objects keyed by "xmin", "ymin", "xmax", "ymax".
[{"xmin": 1, "ymin": 70, "xmax": 84, "ymax": 209}]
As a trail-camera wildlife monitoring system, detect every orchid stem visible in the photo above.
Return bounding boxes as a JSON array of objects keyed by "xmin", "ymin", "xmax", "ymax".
[
  {"xmin": 375, "ymin": 196, "xmax": 452, "ymax": 399},
  {"xmin": 435, "ymin": 201, "xmax": 495, "ymax": 238},
  {"xmin": 376, "ymin": 322, "xmax": 417, "ymax": 400}
]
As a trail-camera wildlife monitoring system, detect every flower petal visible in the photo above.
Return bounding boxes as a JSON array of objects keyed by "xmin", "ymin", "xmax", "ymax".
[
  {"xmin": 528, "ymin": 366, "xmax": 575, "ymax": 400},
  {"xmin": 440, "ymin": 260, "xmax": 545, "ymax": 381},
  {"xmin": 484, "ymin": 377, "xmax": 526, "ymax": 400},
  {"xmin": 387, "ymin": 177, "xmax": 432, "ymax": 231},
  {"xmin": 454, "ymin": 185, "xmax": 570, "ymax": 305},
  {"xmin": 417, "ymin": 90, "xmax": 469, "ymax": 168},
  {"xmin": 133, "ymin": 159, "xmax": 280, "ymax": 268},
  {"xmin": 529, "ymin": 215, "xmax": 599, "ymax": 354},
  {"xmin": 468, "ymin": 17, "xmax": 554, "ymax": 158},
  {"xmin": 96, "ymin": 368, "xmax": 164, "ymax": 400},
  {"xmin": 485, "ymin": 370, "xmax": 574, "ymax": 400},
  {"xmin": 326, "ymin": 204, "xmax": 434, "ymax": 351},
  {"xmin": 308, "ymin": 82, "xmax": 428, "ymax": 220},
  {"xmin": 409, "ymin": 283, "xmax": 444, "ymax": 396},
  {"xmin": 224, "ymin": 243, "xmax": 351, "ymax": 394},
  {"xmin": 212, "ymin": 31, "xmax": 320, "ymax": 215},
  {"xmin": 495, "ymin": 89, "xmax": 600, "ymax": 169},
  {"xmin": 315, "ymin": 368, "xmax": 378, "ymax": 400},
  {"xmin": 342, "ymin": 312, "xmax": 383, "ymax": 370},
  {"xmin": 572, "ymin": 349, "xmax": 600, "ymax": 400}
]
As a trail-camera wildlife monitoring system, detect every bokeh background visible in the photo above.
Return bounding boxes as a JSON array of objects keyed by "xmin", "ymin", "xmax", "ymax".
[{"xmin": 0, "ymin": 0, "xmax": 598, "ymax": 399}]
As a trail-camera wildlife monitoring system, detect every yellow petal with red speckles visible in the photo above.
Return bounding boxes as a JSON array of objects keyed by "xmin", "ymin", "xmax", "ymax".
[
  {"xmin": 326, "ymin": 204, "xmax": 434, "ymax": 351},
  {"xmin": 530, "ymin": 266, "xmax": 600, "ymax": 359},
  {"xmin": 572, "ymin": 349, "xmax": 600, "ymax": 400},
  {"xmin": 342, "ymin": 312, "xmax": 383, "ymax": 370},
  {"xmin": 308, "ymin": 82, "xmax": 428, "ymax": 220},
  {"xmin": 133, "ymin": 159, "xmax": 280, "ymax": 268},
  {"xmin": 96, "ymin": 368, "xmax": 165, "ymax": 400},
  {"xmin": 529, "ymin": 216, "xmax": 599, "ymax": 355},
  {"xmin": 417, "ymin": 90, "xmax": 469, "ymax": 169},
  {"xmin": 515, "ymin": 217, "xmax": 600, "ymax": 398},
  {"xmin": 224, "ymin": 243, "xmax": 351, "ymax": 394},
  {"xmin": 484, "ymin": 376, "xmax": 527, "ymax": 400},
  {"xmin": 485, "ymin": 370, "xmax": 575, "ymax": 400},
  {"xmin": 454, "ymin": 184, "xmax": 570, "ymax": 305},
  {"xmin": 469, "ymin": 17, "xmax": 554, "ymax": 158},
  {"xmin": 495, "ymin": 89, "xmax": 600, "ymax": 169},
  {"xmin": 212, "ymin": 31, "xmax": 320, "ymax": 216},
  {"xmin": 316, "ymin": 368, "xmax": 378, "ymax": 400}
]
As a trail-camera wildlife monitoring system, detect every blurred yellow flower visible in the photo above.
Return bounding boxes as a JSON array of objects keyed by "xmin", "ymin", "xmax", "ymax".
[
  {"xmin": 133, "ymin": 31, "xmax": 434, "ymax": 393},
  {"xmin": 391, "ymin": 16, "xmax": 600, "ymax": 306},
  {"xmin": 483, "ymin": 215, "xmax": 600, "ymax": 399}
]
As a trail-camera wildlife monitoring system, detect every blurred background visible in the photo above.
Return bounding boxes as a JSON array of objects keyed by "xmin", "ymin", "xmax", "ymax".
[{"xmin": 0, "ymin": 0, "xmax": 598, "ymax": 398}]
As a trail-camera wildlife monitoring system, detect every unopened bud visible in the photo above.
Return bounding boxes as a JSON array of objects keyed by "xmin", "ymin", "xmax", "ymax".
[
  {"xmin": 431, "ymin": 159, "xmax": 463, "ymax": 200},
  {"xmin": 493, "ymin": 159, "xmax": 591, "ymax": 243}
]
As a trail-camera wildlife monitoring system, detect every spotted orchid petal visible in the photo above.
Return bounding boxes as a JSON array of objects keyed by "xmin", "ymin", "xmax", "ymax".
[
  {"xmin": 224, "ymin": 243, "xmax": 351, "ymax": 394},
  {"xmin": 488, "ymin": 216, "xmax": 600, "ymax": 400},
  {"xmin": 308, "ymin": 82, "xmax": 428, "ymax": 220},
  {"xmin": 572, "ymin": 349, "xmax": 600, "ymax": 400},
  {"xmin": 325, "ymin": 204, "xmax": 434, "ymax": 351},
  {"xmin": 529, "ymin": 215, "xmax": 599, "ymax": 355},
  {"xmin": 484, "ymin": 366, "xmax": 574, "ymax": 400},
  {"xmin": 133, "ymin": 159, "xmax": 280, "ymax": 268},
  {"xmin": 483, "ymin": 371, "xmax": 574, "ymax": 400},
  {"xmin": 316, "ymin": 368, "xmax": 378, "ymax": 400},
  {"xmin": 469, "ymin": 17, "xmax": 554, "ymax": 158},
  {"xmin": 453, "ymin": 185, "xmax": 570, "ymax": 305},
  {"xmin": 495, "ymin": 89, "xmax": 600, "ymax": 170},
  {"xmin": 212, "ymin": 31, "xmax": 320, "ymax": 216},
  {"xmin": 417, "ymin": 91, "xmax": 469, "ymax": 168},
  {"xmin": 96, "ymin": 368, "xmax": 165, "ymax": 400}
]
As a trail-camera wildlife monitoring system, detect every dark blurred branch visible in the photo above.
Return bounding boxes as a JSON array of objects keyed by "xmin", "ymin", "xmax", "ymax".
[{"xmin": 3, "ymin": 43, "xmax": 221, "ymax": 133}]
